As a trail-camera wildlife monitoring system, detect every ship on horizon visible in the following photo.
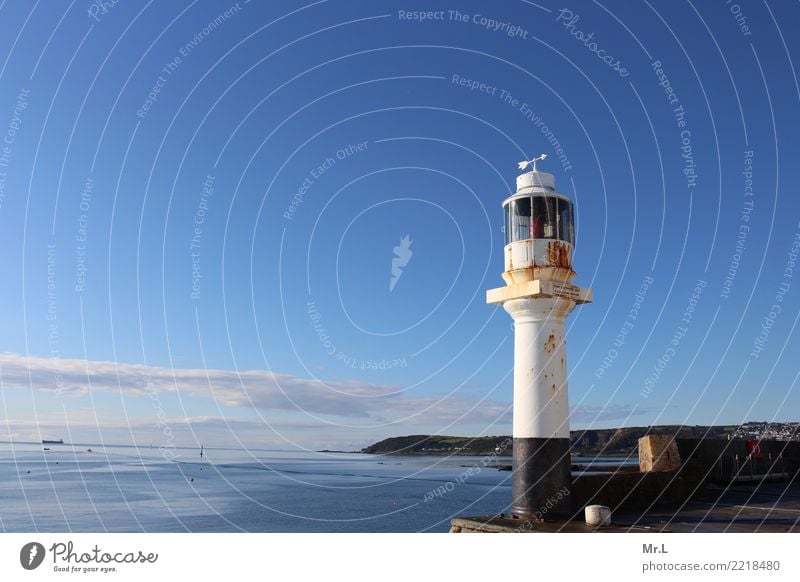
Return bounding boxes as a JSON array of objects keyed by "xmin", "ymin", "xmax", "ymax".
[{"xmin": 41, "ymin": 439, "xmax": 64, "ymax": 445}]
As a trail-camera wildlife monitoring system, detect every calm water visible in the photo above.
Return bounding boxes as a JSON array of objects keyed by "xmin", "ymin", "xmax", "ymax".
[{"xmin": 0, "ymin": 442, "xmax": 633, "ymax": 532}]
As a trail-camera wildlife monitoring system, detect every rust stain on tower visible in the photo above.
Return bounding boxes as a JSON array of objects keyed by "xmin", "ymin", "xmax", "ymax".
[{"xmin": 546, "ymin": 240, "xmax": 573, "ymax": 270}]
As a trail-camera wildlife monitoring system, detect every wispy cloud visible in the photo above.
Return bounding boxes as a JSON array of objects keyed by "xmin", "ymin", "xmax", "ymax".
[
  {"xmin": 0, "ymin": 354, "xmax": 645, "ymax": 444},
  {"xmin": 0, "ymin": 353, "xmax": 509, "ymax": 427}
]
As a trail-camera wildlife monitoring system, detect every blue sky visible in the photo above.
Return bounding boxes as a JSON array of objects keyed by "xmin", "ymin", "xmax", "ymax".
[{"xmin": 0, "ymin": 0, "xmax": 798, "ymax": 450}]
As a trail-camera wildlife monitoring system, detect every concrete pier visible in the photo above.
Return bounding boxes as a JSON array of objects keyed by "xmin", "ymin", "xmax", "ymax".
[
  {"xmin": 451, "ymin": 436, "xmax": 800, "ymax": 533},
  {"xmin": 450, "ymin": 481, "xmax": 800, "ymax": 533}
]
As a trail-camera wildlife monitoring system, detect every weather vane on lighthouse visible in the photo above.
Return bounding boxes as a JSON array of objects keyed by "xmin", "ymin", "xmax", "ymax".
[
  {"xmin": 517, "ymin": 153, "xmax": 547, "ymax": 172},
  {"xmin": 487, "ymin": 152, "xmax": 592, "ymax": 520}
]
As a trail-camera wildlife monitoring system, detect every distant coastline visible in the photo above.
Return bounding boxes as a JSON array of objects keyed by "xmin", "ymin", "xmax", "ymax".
[{"xmin": 360, "ymin": 423, "xmax": 799, "ymax": 456}]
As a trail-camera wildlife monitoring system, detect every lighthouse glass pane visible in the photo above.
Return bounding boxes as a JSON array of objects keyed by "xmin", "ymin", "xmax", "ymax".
[
  {"xmin": 518, "ymin": 212, "xmax": 530, "ymax": 241},
  {"xmin": 508, "ymin": 197, "xmax": 532, "ymax": 242},
  {"xmin": 557, "ymin": 198, "xmax": 574, "ymax": 244},
  {"xmin": 504, "ymin": 204, "xmax": 509, "ymax": 244},
  {"xmin": 531, "ymin": 196, "xmax": 558, "ymax": 239}
]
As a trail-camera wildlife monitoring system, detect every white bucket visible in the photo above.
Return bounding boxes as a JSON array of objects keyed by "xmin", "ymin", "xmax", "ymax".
[{"xmin": 585, "ymin": 505, "xmax": 611, "ymax": 527}]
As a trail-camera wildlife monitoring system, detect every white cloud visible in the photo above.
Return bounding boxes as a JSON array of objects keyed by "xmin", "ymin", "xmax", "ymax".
[
  {"xmin": 0, "ymin": 354, "xmax": 644, "ymax": 447},
  {"xmin": 0, "ymin": 353, "xmax": 509, "ymax": 427}
]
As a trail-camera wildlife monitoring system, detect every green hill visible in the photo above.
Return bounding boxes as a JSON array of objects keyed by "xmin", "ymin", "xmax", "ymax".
[{"xmin": 361, "ymin": 425, "xmax": 739, "ymax": 456}]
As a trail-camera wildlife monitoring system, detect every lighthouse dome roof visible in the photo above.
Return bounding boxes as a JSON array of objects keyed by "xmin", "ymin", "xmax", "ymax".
[{"xmin": 516, "ymin": 170, "xmax": 555, "ymax": 191}]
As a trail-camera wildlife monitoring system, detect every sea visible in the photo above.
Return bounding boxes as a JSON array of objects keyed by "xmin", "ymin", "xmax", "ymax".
[{"xmin": 0, "ymin": 442, "xmax": 635, "ymax": 532}]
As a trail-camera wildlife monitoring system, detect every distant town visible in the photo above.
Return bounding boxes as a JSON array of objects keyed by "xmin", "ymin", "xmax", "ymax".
[{"xmin": 732, "ymin": 422, "xmax": 800, "ymax": 441}]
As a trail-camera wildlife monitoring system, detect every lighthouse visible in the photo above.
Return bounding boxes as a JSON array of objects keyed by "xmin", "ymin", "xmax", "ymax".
[{"xmin": 487, "ymin": 155, "xmax": 592, "ymax": 520}]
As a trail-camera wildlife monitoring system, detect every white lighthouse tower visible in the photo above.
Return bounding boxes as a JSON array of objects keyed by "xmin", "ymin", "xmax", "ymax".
[{"xmin": 487, "ymin": 155, "xmax": 592, "ymax": 520}]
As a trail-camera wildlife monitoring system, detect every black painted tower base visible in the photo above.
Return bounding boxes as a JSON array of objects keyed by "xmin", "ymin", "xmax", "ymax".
[{"xmin": 512, "ymin": 437, "xmax": 573, "ymax": 520}]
